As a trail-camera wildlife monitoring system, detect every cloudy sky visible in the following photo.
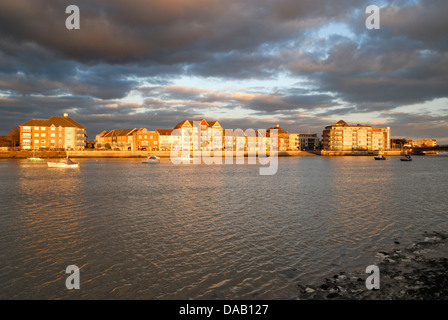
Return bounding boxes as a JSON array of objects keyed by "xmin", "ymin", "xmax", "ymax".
[{"xmin": 0, "ymin": 0, "xmax": 447, "ymax": 142}]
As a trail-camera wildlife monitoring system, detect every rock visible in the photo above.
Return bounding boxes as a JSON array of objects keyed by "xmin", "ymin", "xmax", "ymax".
[{"xmin": 305, "ymin": 287, "xmax": 315, "ymax": 294}]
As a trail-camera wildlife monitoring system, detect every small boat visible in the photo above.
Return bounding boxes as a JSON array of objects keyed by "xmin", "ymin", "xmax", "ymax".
[
  {"xmin": 374, "ymin": 155, "xmax": 387, "ymax": 160},
  {"xmin": 47, "ymin": 157, "xmax": 79, "ymax": 168},
  {"xmin": 179, "ymin": 154, "xmax": 194, "ymax": 161},
  {"xmin": 400, "ymin": 155, "xmax": 412, "ymax": 161},
  {"xmin": 142, "ymin": 156, "xmax": 160, "ymax": 164},
  {"xmin": 27, "ymin": 150, "xmax": 44, "ymax": 162}
]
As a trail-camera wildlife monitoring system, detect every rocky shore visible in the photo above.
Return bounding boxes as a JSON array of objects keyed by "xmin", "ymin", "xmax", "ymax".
[{"xmin": 298, "ymin": 232, "xmax": 448, "ymax": 300}]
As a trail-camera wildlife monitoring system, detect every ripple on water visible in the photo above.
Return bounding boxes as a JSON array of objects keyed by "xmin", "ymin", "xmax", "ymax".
[{"xmin": 0, "ymin": 157, "xmax": 447, "ymax": 299}]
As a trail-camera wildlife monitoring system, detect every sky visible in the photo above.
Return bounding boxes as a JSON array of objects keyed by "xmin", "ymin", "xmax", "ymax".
[{"xmin": 0, "ymin": 0, "xmax": 447, "ymax": 143}]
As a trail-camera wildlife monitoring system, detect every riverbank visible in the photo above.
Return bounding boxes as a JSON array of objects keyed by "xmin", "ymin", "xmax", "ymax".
[
  {"xmin": 0, "ymin": 150, "xmax": 67, "ymax": 159},
  {"xmin": 297, "ymin": 232, "xmax": 448, "ymax": 300},
  {"xmin": 1, "ymin": 150, "xmax": 438, "ymax": 159}
]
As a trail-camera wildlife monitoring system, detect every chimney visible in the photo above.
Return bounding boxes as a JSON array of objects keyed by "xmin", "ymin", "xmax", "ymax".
[{"xmin": 64, "ymin": 113, "xmax": 69, "ymax": 118}]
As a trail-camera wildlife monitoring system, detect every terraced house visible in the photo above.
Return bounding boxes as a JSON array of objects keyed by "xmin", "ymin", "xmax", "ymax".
[
  {"xmin": 19, "ymin": 113, "xmax": 87, "ymax": 150},
  {"xmin": 95, "ymin": 128, "xmax": 159, "ymax": 151}
]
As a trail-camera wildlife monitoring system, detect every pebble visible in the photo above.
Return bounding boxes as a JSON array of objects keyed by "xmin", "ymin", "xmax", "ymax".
[{"xmin": 305, "ymin": 287, "xmax": 315, "ymax": 294}]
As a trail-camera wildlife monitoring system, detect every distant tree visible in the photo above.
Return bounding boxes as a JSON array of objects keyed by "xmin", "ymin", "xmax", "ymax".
[
  {"xmin": 105, "ymin": 143, "xmax": 111, "ymax": 150},
  {"xmin": 8, "ymin": 126, "xmax": 20, "ymax": 148}
]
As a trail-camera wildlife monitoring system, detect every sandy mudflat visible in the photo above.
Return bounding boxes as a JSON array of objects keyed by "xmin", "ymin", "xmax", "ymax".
[{"xmin": 297, "ymin": 232, "xmax": 448, "ymax": 300}]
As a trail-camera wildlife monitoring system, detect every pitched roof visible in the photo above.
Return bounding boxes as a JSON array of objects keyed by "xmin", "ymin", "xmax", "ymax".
[
  {"xmin": 267, "ymin": 124, "xmax": 288, "ymax": 135},
  {"xmin": 335, "ymin": 120, "xmax": 348, "ymax": 126},
  {"xmin": 174, "ymin": 120, "xmax": 192, "ymax": 129},
  {"xmin": 174, "ymin": 119, "xmax": 223, "ymax": 129},
  {"xmin": 21, "ymin": 119, "xmax": 50, "ymax": 127},
  {"xmin": 156, "ymin": 128, "xmax": 174, "ymax": 135},
  {"xmin": 21, "ymin": 115, "xmax": 85, "ymax": 129}
]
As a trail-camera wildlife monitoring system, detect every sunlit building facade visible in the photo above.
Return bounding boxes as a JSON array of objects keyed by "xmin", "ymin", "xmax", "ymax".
[
  {"xmin": 20, "ymin": 113, "xmax": 87, "ymax": 150},
  {"xmin": 323, "ymin": 120, "xmax": 391, "ymax": 151}
]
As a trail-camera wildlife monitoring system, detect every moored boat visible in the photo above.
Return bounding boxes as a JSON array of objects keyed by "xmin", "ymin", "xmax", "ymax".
[
  {"xmin": 374, "ymin": 155, "xmax": 387, "ymax": 160},
  {"xmin": 142, "ymin": 156, "xmax": 160, "ymax": 164},
  {"xmin": 47, "ymin": 157, "xmax": 79, "ymax": 168},
  {"xmin": 400, "ymin": 155, "xmax": 412, "ymax": 161},
  {"xmin": 179, "ymin": 154, "xmax": 194, "ymax": 161},
  {"xmin": 27, "ymin": 150, "xmax": 44, "ymax": 162}
]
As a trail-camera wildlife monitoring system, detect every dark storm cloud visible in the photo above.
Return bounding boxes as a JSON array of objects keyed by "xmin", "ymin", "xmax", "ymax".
[{"xmin": 0, "ymin": 0, "xmax": 368, "ymax": 64}]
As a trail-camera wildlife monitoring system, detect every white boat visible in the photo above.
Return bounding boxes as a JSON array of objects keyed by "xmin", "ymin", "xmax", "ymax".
[
  {"xmin": 47, "ymin": 157, "xmax": 79, "ymax": 168},
  {"xmin": 179, "ymin": 154, "xmax": 194, "ymax": 160},
  {"xmin": 27, "ymin": 150, "xmax": 44, "ymax": 162},
  {"xmin": 142, "ymin": 156, "xmax": 160, "ymax": 164},
  {"xmin": 374, "ymin": 155, "xmax": 387, "ymax": 160}
]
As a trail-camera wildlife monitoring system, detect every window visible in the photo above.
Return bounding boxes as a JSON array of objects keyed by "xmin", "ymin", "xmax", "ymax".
[
  {"xmin": 150, "ymin": 135, "xmax": 153, "ymax": 139},
  {"xmin": 34, "ymin": 140, "xmax": 39, "ymax": 144},
  {"xmin": 51, "ymin": 140, "xmax": 55, "ymax": 144},
  {"xmin": 41, "ymin": 140, "xmax": 46, "ymax": 144},
  {"xmin": 51, "ymin": 127, "xmax": 55, "ymax": 131},
  {"xmin": 41, "ymin": 133, "xmax": 46, "ymax": 137},
  {"xmin": 34, "ymin": 133, "xmax": 39, "ymax": 137},
  {"xmin": 51, "ymin": 133, "xmax": 55, "ymax": 137},
  {"xmin": 34, "ymin": 127, "xmax": 40, "ymax": 131},
  {"xmin": 41, "ymin": 127, "xmax": 46, "ymax": 131}
]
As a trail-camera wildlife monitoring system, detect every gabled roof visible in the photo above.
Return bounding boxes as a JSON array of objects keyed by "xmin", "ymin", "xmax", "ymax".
[
  {"xmin": 174, "ymin": 120, "xmax": 192, "ymax": 129},
  {"xmin": 102, "ymin": 129, "xmax": 137, "ymax": 137},
  {"xmin": 174, "ymin": 119, "xmax": 223, "ymax": 129},
  {"xmin": 156, "ymin": 128, "xmax": 174, "ymax": 135},
  {"xmin": 208, "ymin": 121, "xmax": 222, "ymax": 127}
]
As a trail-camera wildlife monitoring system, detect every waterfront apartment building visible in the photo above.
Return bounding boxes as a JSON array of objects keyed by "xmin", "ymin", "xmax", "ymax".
[
  {"xmin": 157, "ymin": 119, "xmax": 224, "ymax": 151},
  {"xmin": 95, "ymin": 128, "xmax": 159, "ymax": 151},
  {"xmin": 323, "ymin": 120, "xmax": 391, "ymax": 151},
  {"xmin": 20, "ymin": 113, "xmax": 87, "ymax": 150}
]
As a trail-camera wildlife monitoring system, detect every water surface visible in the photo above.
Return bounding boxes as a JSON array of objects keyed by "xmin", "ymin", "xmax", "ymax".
[{"xmin": 0, "ymin": 155, "xmax": 447, "ymax": 299}]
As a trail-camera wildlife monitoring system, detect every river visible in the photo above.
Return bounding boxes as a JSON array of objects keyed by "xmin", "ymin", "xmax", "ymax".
[{"xmin": 0, "ymin": 154, "xmax": 447, "ymax": 299}]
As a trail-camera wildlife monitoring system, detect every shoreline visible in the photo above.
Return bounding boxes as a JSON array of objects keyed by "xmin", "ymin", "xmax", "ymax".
[
  {"xmin": 1, "ymin": 150, "xmax": 441, "ymax": 159},
  {"xmin": 297, "ymin": 231, "xmax": 448, "ymax": 300}
]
